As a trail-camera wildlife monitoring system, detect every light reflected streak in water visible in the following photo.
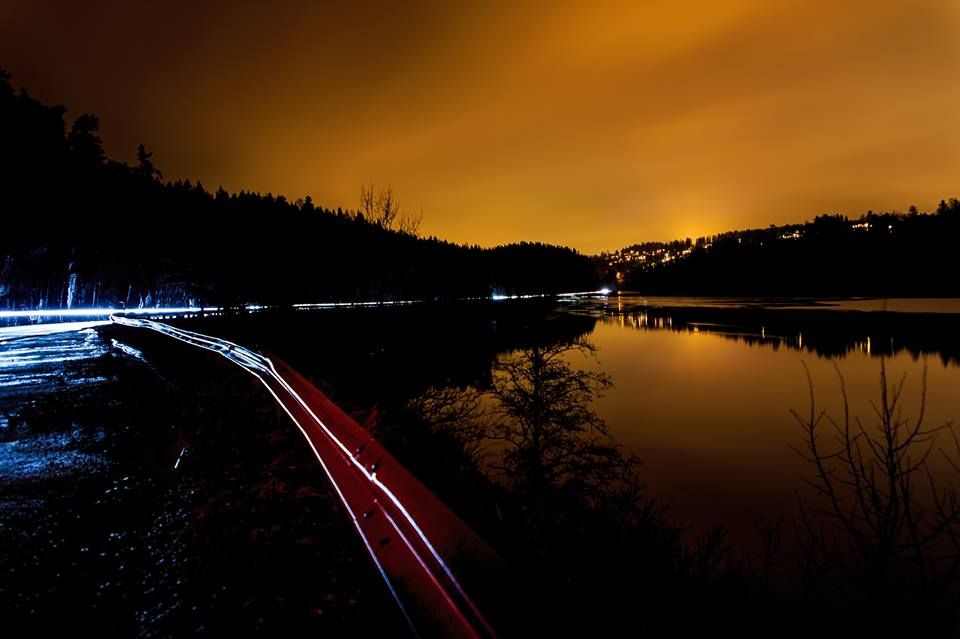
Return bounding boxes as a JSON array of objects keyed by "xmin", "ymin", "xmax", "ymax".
[{"xmin": 0, "ymin": 320, "xmax": 110, "ymax": 340}]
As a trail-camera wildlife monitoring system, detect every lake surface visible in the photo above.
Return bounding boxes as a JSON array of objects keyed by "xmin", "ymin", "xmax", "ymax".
[{"xmin": 562, "ymin": 295, "xmax": 960, "ymax": 543}]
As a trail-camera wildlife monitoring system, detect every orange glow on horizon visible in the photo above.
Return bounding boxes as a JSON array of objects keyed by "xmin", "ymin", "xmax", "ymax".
[{"xmin": 2, "ymin": 0, "xmax": 958, "ymax": 253}]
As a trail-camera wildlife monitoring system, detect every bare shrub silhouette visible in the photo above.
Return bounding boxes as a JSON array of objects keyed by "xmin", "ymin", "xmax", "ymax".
[
  {"xmin": 359, "ymin": 183, "xmax": 422, "ymax": 236},
  {"xmin": 405, "ymin": 384, "xmax": 488, "ymax": 464},
  {"xmin": 791, "ymin": 359, "xmax": 960, "ymax": 630},
  {"xmin": 486, "ymin": 338, "xmax": 640, "ymax": 500},
  {"xmin": 407, "ymin": 337, "xmax": 640, "ymax": 498}
]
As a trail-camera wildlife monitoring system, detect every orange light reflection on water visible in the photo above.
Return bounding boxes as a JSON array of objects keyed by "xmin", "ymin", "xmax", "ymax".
[{"xmin": 586, "ymin": 318, "xmax": 960, "ymax": 543}]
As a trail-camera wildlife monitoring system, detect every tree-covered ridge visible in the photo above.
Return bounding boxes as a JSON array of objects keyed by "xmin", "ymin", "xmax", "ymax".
[
  {"xmin": 0, "ymin": 69, "xmax": 597, "ymax": 310},
  {"xmin": 607, "ymin": 202, "xmax": 960, "ymax": 296}
]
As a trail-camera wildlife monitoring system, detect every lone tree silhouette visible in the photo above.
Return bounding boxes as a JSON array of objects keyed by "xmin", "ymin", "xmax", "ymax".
[
  {"xmin": 67, "ymin": 113, "xmax": 105, "ymax": 167},
  {"xmin": 486, "ymin": 337, "xmax": 638, "ymax": 500},
  {"xmin": 136, "ymin": 143, "xmax": 162, "ymax": 180}
]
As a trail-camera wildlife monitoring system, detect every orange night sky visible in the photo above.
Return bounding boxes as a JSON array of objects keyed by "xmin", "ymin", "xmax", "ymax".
[{"xmin": 2, "ymin": 0, "xmax": 958, "ymax": 253}]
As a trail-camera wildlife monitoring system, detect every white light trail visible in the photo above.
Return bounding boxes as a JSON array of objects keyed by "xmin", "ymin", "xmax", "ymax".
[
  {"xmin": 109, "ymin": 314, "xmax": 489, "ymax": 637},
  {"xmin": 1, "ymin": 288, "xmax": 610, "ymax": 322},
  {"xmin": 0, "ymin": 307, "xmax": 205, "ymax": 319},
  {"xmin": 111, "ymin": 339, "xmax": 146, "ymax": 362}
]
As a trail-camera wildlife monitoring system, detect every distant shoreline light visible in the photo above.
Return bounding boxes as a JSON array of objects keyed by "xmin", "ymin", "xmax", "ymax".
[
  {"xmin": 0, "ymin": 307, "xmax": 205, "ymax": 319},
  {"xmin": 494, "ymin": 289, "xmax": 612, "ymax": 301},
  {"xmin": 0, "ymin": 290, "xmax": 614, "ymax": 319}
]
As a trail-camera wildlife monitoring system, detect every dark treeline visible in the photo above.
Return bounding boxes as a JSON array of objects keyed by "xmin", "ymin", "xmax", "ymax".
[
  {"xmin": 616, "ymin": 203, "xmax": 960, "ymax": 296},
  {"xmin": 0, "ymin": 69, "xmax": 597, "ymax": 310}
]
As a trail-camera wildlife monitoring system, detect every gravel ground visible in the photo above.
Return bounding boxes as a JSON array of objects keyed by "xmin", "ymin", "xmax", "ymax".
[{"xmin": 0, "ymin": 323, "xmax": 408, "ymax": 637}]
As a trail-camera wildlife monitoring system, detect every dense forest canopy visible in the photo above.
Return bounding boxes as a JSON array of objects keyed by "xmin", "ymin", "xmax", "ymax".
[{"xmin": 0, "ymin": 69, "xmax": 598, "ymax": 310}]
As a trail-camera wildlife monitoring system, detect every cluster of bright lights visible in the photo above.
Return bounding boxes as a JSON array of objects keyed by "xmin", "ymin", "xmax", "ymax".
[
  {"xmin": 493, "ymin": 288, "xmax": 612, "ymax": 301},
  {"xmin": 491, "ymin": 293, "xmax": 547, "ymax": 301}
]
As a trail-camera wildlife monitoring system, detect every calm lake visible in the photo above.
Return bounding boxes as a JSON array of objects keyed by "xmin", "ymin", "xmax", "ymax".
[{"xmin": 573, "ymin": 296, "xmax": 960, "ymax": 543}]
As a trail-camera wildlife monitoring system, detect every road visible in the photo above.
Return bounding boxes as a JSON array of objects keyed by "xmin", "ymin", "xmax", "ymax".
[{"xmin": 110, "ymin": 314, "xmax": 512, "ymax": 638}]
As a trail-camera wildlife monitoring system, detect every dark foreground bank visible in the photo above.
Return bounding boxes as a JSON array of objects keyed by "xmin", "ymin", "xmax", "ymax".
[{"xmin": 0, "ymin": 324, "xmax": 408, "ymax": 637}]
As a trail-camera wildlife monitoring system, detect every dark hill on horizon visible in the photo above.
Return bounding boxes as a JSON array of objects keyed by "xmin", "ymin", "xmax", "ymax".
[
  {"xmin": 0, "ymin": 69, "xmax": 597, "ymax": 310},
  {"xmin": 604, "ymin": 202, "xmax": 960, "ymax": 297}
]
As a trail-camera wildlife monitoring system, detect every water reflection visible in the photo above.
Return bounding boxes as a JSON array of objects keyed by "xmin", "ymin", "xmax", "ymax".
[
  {"xmin": 411, "ymin": 337, "xmax": 638, "ymax": 501},
  {"xmin": 394, "ymin": 301, "xmax": 960, "ymax": 633},
  {"xmin": 404, "ymin": 337, "xmax": 714, "ymax": 637},
  {"xmin": 595, "ymin": 301, "xmax": 960, "ymax": 365}
]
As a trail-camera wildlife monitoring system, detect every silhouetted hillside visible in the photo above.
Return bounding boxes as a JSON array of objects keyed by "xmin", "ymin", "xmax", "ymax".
[
  {"xmin": 607, "ymin": 204, "xmax": 960, "ymax": 296},
  {"xmin": 0, "ymin": 69, "xmax": 598, "ymax": 310}
]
